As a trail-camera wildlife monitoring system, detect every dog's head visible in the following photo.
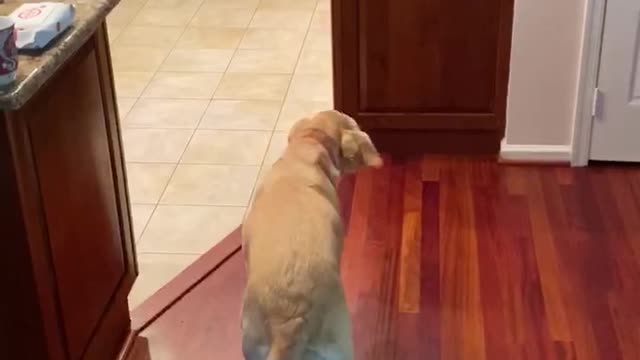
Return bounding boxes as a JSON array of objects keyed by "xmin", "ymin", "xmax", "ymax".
[{"xmin": 288, "ymin": 110, "xmax": 383, "ymax": 174}]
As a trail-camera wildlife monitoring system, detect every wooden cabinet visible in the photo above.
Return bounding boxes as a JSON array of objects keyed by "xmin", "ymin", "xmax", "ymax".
[
  {"xmin": 332, "ymin": 0, "xmax": 514, "ymax": 154},
  {"xmin": 0, "ymin": 24, "xmax": 135, "ymax": 360}
]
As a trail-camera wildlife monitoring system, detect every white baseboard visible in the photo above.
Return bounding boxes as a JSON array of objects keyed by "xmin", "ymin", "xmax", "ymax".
[{"xmin": 500, "ymin": 139, "xmax": 572, "ymax": 163}]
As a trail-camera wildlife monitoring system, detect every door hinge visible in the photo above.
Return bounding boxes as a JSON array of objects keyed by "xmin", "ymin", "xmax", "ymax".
[{"xmin": 592, "ymin": 87, "xmax": 603, "ymax": 119}]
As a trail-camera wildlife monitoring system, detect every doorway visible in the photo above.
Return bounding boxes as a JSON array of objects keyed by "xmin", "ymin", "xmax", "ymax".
[
  {"xmin": 573, "ymin": 0, "xmax": 640, "ymax": 164},
  {"xmin": 589, "ymin": 0, "xmax": 640, "ymax": 161}
]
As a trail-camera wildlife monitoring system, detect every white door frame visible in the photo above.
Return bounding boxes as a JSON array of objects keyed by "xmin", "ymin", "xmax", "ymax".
[{"xmin": 571, "ymin": 0, "xmax": 607, "ymax": 166}]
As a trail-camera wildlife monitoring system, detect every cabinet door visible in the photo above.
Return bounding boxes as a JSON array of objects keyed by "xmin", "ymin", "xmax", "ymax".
[
  {"xmin": 0, "ymin": 24, "xmax": 136, "ymax": 360},
  {"xmin": 332, "ymin": 0, "xmax": 514, "ymax": 153}
]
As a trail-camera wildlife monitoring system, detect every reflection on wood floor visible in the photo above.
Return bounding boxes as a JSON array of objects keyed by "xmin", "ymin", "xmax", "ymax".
[{"xmin": 126, "ymin": 156, "xmax": 640, "ymax": 360}]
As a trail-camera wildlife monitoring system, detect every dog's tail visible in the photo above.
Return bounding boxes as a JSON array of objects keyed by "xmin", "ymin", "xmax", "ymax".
[{"xmin": 266, "ymin": 317, "xmax": 306, "ymax": 360}]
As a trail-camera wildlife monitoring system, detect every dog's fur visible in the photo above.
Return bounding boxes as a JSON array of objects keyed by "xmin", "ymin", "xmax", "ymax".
[{"xmin": 240, "ymin": 111, "xmax": 382, "ymax": 360}]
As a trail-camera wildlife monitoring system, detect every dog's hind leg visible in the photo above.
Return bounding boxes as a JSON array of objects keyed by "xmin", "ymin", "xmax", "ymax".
[
  {"xmin": 309, "ymin": 290, "xmax": 354, "ymax": 360},
  {"xmin": 327, "ymin": 291, "xmax": 354, "ymax": 360},
  {"xmin": 241, "ymin": 296, "xmax": 269, "ymax": 360}
]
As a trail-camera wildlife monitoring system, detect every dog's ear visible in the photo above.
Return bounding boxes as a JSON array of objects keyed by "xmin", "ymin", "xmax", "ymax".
[{"xmin": 341, "ymin": 130, "xmax": 383, "ymax": 169}]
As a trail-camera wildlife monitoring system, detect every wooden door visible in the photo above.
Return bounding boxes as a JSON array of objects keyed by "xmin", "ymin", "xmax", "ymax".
[
  {"xmin": 332, "ymin": 0, "xmax": 514, "ymax": 154},
  {"xmin": 0, "ymin": 24, "xmax": 136, "ymax": 360},
  {"xmin": 589, "ymin": 0, "xmax": 640, "ymax": 162}
]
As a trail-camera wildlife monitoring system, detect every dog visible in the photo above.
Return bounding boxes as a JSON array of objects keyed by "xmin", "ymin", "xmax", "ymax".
[{"xmin": 240, "ymin": 110, "xmax": 383, "ymax": 360}]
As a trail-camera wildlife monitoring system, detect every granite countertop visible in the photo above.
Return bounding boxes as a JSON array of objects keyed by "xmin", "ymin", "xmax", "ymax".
[{"xmin": 0, "ymin": 0, "xmax": 120, "ymax": 110}]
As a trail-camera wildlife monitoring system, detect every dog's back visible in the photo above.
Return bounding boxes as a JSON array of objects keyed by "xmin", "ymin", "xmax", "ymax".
[
  {"xmin": 241, "ymin": 111, "xmax": 381, "ymax": 360},
  {"xmin": 241, "ymin": 153, "xmax": 344, "ymax": 359}
]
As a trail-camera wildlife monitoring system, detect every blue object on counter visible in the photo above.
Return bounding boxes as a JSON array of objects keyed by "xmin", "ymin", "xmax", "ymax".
[{"xmin": 10, "ymin": 3, "xmax": 75, "ymax": 50}]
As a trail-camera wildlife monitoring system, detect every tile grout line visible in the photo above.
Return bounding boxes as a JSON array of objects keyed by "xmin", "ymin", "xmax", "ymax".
[
  {"xmin": 117, "ymin": 0, "xmax": 212, "ymax": 127},
  {"xmin": 109, "ymin": 0, "xmax": 151, "ymax": 126},
  {"xmin": 111, "ymin": 0, "xmax": 158, "ymax": 246},
  {"xmin": 210, "ymin": 3, "xmax": 257, "ymax": 100},
  {"xmin": 242, "ymin": 0, "xmax": 320, "ymax": 219},
  {"xmin": 152, "ymin": 0, "xmax": 213, "ymax": 74},
  {"xmin": 126, "ymin": 1, "xmax": 204, "ymax": 107},
  {"xmin": 205, "ymin": 0, "xmax": 276, "ymax": 217},
  {"xmin": 128, "ymin": 0, "xmax": 218, "ymax": 245},
  {"xmin": 127, "ymin": 0, "xmax": 328, "ymax": 303},
  {"xmin": 126, "ymin": 0, "xmax": 304, "ymax": 302},
  {"xmin": 135, "ymin": 0, "xmax": 262, "ymax": 246},
  {"xmin": 129, "ymin": 0, "xmax": 326, "ymax": 263},
  {"xmin": 107, "ymin": 0, "xmax": 149, "ymax": 44}
]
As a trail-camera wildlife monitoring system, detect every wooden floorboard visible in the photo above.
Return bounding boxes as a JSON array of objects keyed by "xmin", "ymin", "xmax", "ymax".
[{"xmin": 127, "ymin": 156, "xmax": 640, "ymax": 360}]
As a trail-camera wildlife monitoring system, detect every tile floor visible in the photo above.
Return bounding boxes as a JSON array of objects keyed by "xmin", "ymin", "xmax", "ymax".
[{"xmin": 107, "ymin": 0, "xmax": 333, "ymax": 308}]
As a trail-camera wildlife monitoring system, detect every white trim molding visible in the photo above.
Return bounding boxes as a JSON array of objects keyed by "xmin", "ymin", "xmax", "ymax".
[
  {"xmin": 571, "ymin": 0, "xmax": 607, "ymax": 166},
  {"xmin": 500, "ymin": 139, "xmax": 572, "ymax": 163}
]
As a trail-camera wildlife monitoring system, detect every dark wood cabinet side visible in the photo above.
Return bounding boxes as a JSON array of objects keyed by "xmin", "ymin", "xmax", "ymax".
[{"xmin": 0, "ymin": 23, "xmax": 136, "ymax": 360}]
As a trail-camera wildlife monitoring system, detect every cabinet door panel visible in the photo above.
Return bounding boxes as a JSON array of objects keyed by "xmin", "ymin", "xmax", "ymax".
[
  {"xmin": 0, "ymin": 25, "xmax": 137, "ymax": 360},
  {"xmin": 27, "ymin": 45, "xmax": 125, "ymax": 359},
  {"xmin": 360, "ymin": 0, "xmax": 500, "ymax": 113},
  {"xmin": 333, "ymin": 0, "xmax": 514, "ymax": 152}
]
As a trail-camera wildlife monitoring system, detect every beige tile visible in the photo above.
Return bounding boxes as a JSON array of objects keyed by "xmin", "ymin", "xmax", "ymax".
[
  {"xmin": 119, "ymin": 0, "xmax": 149, "ymax": 7},
  {"xmin": 177, "ymin": 28, "xmax": 245, "ymax": 49},
  {"xmin": 107, "ymin": 5, "xmax": 141, "ymax": 27},
  {"xmin": 255, "ymin": 163, "xmax": 272, "ymax": 191},
  {"xmin": 249, "ymin": 161, "xmax": 278, "ymax": 208},
  {"xmin": 160, "ymin": 49, "xmax": 233, "ymax": 72},
  {"xmin": 190, "ymin": 6, "xmax": 255, "ymax": 28},
  {"xmin": 276, "ymin": 100, "xmax": 332, "ymax": 131},
  {"xmin": 295, "ymin": 49, "xmax": 332, "ymax": 74},
  {"xmin": 214, "ymin": 73, "xmax": 291, "ymax": 100},
  {"xmin": 131, "ymin": 204, "xmax": 156, "ymax": 240},
  {"xmin": 182, "ymin": 130, "xmax": 271, "ymax": 165},
  {"xmin": 117, "ymin": 97, "xmax": 138, "ymax": 120},
  {"xmin": 132, "ymin": 6, "xmax": 199, "ymax": 26},
  {"xmin": 128, "ymin": 253, "xmax": 199, "ymax": 309},
  {"xmin": 144, "ymin": 0, "xmax": 203, "ymax": 8},
  {"xmin": 303, "ymin": 30, "xmax": 331, "ymax": 51},
  {"xmin": 142, "ymin": 72, "xmax": 222, "ymax": 99},
  {"xmin": 287, "ymin": 73, "xmax": 332, "ymax": 102},
  {"xmin": 254, "ymin": 159, "xmax": 281, "ymax": 189},
  {"xmin": 126, "ymin": 163, "xmax": 176, "ymax": 204},
  {"xmin": 263, "ymin": 131, "xmax": 288, "ymax": 166},
  {"xmin": 107, "ymin": 23, "xmax": 125, "ymax": 43},
  {"xmin": 161, "ymin": 164, "xmax": 259, "ymax": 205},
  {"xmin": 258, "ymin": 0, "xmax": 318, "ymax": 9},
  {"xmin": 228, "ymin": 49, "xmax": 299, "ymax": 74},
  {"xmin": 114, "ymin": 71, "xmax": 154, "ymax": 97},
  {"xmin": 246, "ymin": 171, "xmax": 269, "ymax": 220},
  {"xmin": 123, "ymin": 128, "xmax": 193, "ymax": 163},
  {"xmin": 126, "ymin": 99, "xmax": 209, "ymax": 128},
  {"xmin": 115, "ymin": 26, "xmax": 184, "ymax": 48},
  {"xmin": 137, "ymin": 205, "xmax": 245, "ymax": 254},
  {"xmin": 239, "ymin": 28, "xmax": 306, "ymax": 50},
  {"xmin": 202, "ymin": 0, "xmax": 259, "ymax": 8},
  {"xmin": 111, "ymin": 46, "xmax": 170, "ymax": 72},
  {"xmin": 309, "ymin": 8, "xmax": 330, "ymax": 30},
  {"xmin": 250, "ymin": 9, "xmax": 312, "ymax": 29},
  {"xmin": 316, "ymin": 0, "xmax": 330, "ymax": 11},
  {"xmin": 199, "ymin": 100, "xmax": 281, "ymax": 130}
]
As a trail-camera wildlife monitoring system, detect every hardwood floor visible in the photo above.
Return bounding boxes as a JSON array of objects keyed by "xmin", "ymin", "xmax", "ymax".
[{"xmin": 126, "ymin": 156, "xmax": 640, "ymax": 360}]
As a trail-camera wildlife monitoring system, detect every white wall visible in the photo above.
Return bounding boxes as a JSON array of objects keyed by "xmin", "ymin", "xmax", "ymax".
[{"xmin": 504, "ymin": 0, "xmax": 588, "ymax": 147}]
